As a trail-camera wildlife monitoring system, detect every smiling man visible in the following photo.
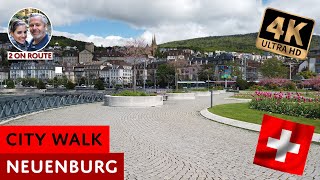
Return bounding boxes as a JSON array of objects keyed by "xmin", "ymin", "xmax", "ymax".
[{"xmin": 28, "ymin": 13, "xmax": 49, "ymax": 51}]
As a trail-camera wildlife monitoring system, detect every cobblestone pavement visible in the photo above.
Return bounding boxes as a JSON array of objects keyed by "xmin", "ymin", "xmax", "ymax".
[{"xmin": 4, "ymin": 93, "xmax": 320, "ymax": 179}]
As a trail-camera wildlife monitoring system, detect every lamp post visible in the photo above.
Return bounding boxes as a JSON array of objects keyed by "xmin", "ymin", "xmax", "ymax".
[
  {"xmin": 154, "ymin": 69, "xmax": 157, "ymax": 91},
  {"xmin": 143, "ymin": 58, "xmax": 146, "ymax": 91},
  {"xmin": 175, "ymin": 58, "xmax": 178, "ymax": 91},
  {"xmin": 289, "ymin": 63, "xmax": 292, "ymax": 80},
  {"xmin": 207, "ymin": 74, "xmax": 210, "ymax": 90}
]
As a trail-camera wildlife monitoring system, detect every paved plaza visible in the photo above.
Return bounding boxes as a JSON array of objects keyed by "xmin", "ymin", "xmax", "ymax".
[{"xmin": 3, "ymin": 93, "xmax": 320, "ymax": 179}]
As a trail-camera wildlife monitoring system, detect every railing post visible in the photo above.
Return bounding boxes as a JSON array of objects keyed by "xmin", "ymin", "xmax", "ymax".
[{"xmin": 210, "ymin": 90, "xmax": 213, "ymax": 108}]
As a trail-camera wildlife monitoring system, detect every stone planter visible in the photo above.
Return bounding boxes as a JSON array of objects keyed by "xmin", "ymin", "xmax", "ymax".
[
  {"xmin": 211, "ymin": 90, "xmax": 220, "ymax": 95},
  {"xmin": 166, "ymin": 93, "xmax": 196, "ymax": 100},
  {"xmin": 104, "ymin": 95, "xmax": 163, "ymax": 107},
  {"xmin": 193, "ymin": 91, "xmax": 221, "ymax": 96},
  {"xmin": 193, "ymin": 91, "xmax": 211, "ymax": 96}
]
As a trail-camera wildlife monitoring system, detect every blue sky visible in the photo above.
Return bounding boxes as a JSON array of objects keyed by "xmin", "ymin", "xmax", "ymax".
[{"xmin": 54, "ymin": 19, "xmax": 144, "ymax": 38}]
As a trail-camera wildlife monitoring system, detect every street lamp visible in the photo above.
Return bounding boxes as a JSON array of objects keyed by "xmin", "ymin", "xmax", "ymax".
[
  {"xmin": 175, "ymin": 58, "xmax": 178, "ymax": 91},
  {"xmin": 143, "ymin": 58, "xmax": 147, "ymax": 91},
  {"xmin": 154, "ymin": 69, "xmax": 157, "ymax": 91},
  {"xmin": 289, "ymin": 63, "xmax": 292, "ymax": 80}
]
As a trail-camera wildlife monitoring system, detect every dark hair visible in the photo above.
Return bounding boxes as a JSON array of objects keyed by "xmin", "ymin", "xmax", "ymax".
[{"xmin": 10, "ymin": 19, "xmax": 27, "ymax": 33}]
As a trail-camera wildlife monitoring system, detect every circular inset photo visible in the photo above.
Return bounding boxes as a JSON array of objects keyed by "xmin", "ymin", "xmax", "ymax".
[{"xmin": 8, "ymin": 7, "xmax": 52, "ymax": 52}]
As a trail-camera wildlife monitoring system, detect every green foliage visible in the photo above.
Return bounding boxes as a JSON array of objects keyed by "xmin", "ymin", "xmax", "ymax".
[
  {"xmin": 155, "ymin": 48, "xmax": 165, "ymax": 58},
  {"xmin": 213, "ymin": 86, "xmax": 224, "ymax": 90},
  {"xmin": 190, "ymin": 88, "xmax": 209, "ymax": 92},
  {"xmin": 0, "ymin": 48, "xmax": 9, "ymax": 67},
  {"xmin": 249, "ymin": 85, "xmax": 266, "ymax": 91},
  {"xmin": 36, "ymin": 80, "xmax": 46, "ymax": 89},
  {"xmin": 66, "ymin": 81, "xmax": 75, "ymax": 89},
  {"xmin": 198, "ymin": 64, "xmax": 215, "ymax": 81},
  {"xmin": 57, "ymin": 76, "xmax": 68, "ymax": 86},
  {"xmin": 260, "ymin": 58, "xmax": 288, "ymax": 78},
  {"xmin": 250, "ymin": 99, "xmax": 320, "ymax": 119},
  {"xmin": 6, "ymin": 80, "xmax": 15, "ymax": 89},
  {"xmin": 48, "ymin": 36, "xmax": 86, "ymax": 51},
  {"xmin": 159, "ymin": 33, "xmax": 320, "ymax": 54},
  {"xmin": 298, "ymin": 70, "xmax": 316, "ymax": 79},
  {"xmin": 236, "ymin": 78, "xmax": 248, "ymax": 90},
  {"xmin": 113, "ymin": 90, "xmax": 154, "ymax": 96},
  {"xmin": 156, "ymin": 64, "xmax": 175, "ymax": 87},
  {"xmin": 208, "ymin": 103, "xmax": 320, "ymax": 133},
  {"xmin": 21, "ymin": 78, "xmax": 38, "ymax": 87},
  {"xmin": 79, "ymin": 77, "xmax": 86, "ymax": 85},
  {"xmin": 94, "ymin": 79, "xmax": 105, "ymax": 90}
]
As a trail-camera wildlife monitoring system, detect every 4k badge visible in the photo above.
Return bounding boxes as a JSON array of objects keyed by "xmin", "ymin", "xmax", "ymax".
[{"xmin": 256, "ymin": 8, "xmax": 315, "ymax": 60}]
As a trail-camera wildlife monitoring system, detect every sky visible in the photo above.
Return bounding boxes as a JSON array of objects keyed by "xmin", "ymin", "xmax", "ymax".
[{"xmin": 1, "ymin": 0, "xmax": 320, "ymax": 47}]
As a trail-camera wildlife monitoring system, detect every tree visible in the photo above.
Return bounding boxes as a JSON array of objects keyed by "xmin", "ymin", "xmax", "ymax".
[
  {"xmin": 168, "ymin": 59, "xmax": 189, "ymax": 90},
  {"xmin": 260, "ymin": 58, "xmax": 288, "ymax": 78},
  {"xmin": 0, "ymin": 48, "xmax": 9, "ymax": 67},
  {"xmin": 121, "ymin": 39, "xmax": 151, "ymax": 91},
  {"xmin": 236, "ymin": 77, "xmax": 248, "ymax": 90},
  {"xmin": 226, "ymin": 61, "xmax": 242, "ymax": 78},
  {"xmin": 79, "ymin": 77, "xmax": 86, "ymax": 85},
  {"xmin": 94, "ymin": 79, "xmax": 105, "ymax": 90},
  {"xmin": 37, "ymin": 80, "xmax": 46, "ymax": 89},
  {"xmin": 65, "ymin": 81, "xmax": 75, "ymax": 89},
  {"xmin": 156, "ymin": 64, "xmax": 175, "ymax": 88},
  {"xmin": 298, "ymin": 70, "xmax": 316, "ymax": 79},
  {"xmin": 6, "ymin": 80, "xmax": 15, "ymax": 89},
  {"xmin": 198, "ymin": 64, "xmax": 215, "ymax": 81}
]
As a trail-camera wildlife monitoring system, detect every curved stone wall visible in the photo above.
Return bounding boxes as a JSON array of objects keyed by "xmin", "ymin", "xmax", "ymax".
[{"xmin": 104, "ymin": 95, "xmax": 163, "ymax": 107}]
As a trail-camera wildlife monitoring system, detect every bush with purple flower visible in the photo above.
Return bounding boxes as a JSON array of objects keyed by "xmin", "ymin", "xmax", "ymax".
[{"xmin": 250, "ymin": 91, "xmax": 320, "ymax": 119}]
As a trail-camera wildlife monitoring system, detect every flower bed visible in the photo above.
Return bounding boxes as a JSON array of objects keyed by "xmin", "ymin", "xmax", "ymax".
[
  {"xmin": 302, "ymin": 76, "xmax": 320, "ymax": 90},
  {"xmin": 258, "ymin": 78, "xmax": 296, "ymax": 91},
  {"xmin": 250, "ymin": 91, "xmax": 320, "ymax": 119}
]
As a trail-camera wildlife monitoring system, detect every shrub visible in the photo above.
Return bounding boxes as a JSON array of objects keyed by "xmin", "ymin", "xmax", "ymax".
[
  {"xmin": 113, "ymin": 90, "xmax": 154, "ymax": 96},
  {"xmin": 249, "ymin": 85, "xmax": 265, "ymax": 91},
  {"xmin": 66, "ymin": 81, "xmax": 75, "ymax": 89},
  {"xmin": 37, "ymin": 80, "xmax": 46, "ymax": 89},
  {"xmin": 236, "ymin": 78, "xmax": 248, "ymax": 90},
  {"xmin": 6, "ymin": 80, "xmax": 15, "ymax": 89},
  {"xmin": 250, "ymin": 91, "xmax": 320, "ymax": 119},
  {"xmin": 213, "ymin": 86, "xmax": 224, "ymax": 90},
  {"xmin": 302, "ymin": 76, "xmax": 320, "ymax": 90},
  {"xmin": 94, "ymin": 79, "xmax": 105, "ymax": 90},
  {"xmin": 259, "ymin": 78, "xmax": 296, "ymax": 90},
  {"xmin": 191, "ymin": 88, "xmax": 208, "ymax": 92}
]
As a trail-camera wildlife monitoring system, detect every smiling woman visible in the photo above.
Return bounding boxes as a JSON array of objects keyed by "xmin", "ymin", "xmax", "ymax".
[{"xmin": 8, "ymin": 19, "xmax": 28, "ymax": 51}]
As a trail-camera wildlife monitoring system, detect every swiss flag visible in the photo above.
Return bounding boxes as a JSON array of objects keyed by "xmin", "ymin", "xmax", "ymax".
[{"xmin": 253, "ymin": 114, "xmax": 314, "ymax": 175}]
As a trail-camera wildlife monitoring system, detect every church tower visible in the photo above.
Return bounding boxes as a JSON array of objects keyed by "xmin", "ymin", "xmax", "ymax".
[{"xmin": 151, "ymin": 34, "xmax": 157, "ymax": 57}]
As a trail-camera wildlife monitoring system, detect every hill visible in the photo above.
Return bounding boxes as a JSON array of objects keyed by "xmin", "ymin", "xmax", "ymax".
[
  {"xmin": 159, "ymin": 33, "xmax": 320, "ymax": 54},
  {"xmin": 48, "ymin": 36, "xmax": 86, "ymax": 51},
  {"xmin": 0, "ymin": 33, "xmax": 87, "ymax": 51}
]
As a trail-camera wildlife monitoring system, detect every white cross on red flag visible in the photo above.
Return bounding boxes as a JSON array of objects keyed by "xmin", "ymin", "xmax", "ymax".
[{"xmin": 253, "ymin": 114, "xmax": 314, "ymax": 175}]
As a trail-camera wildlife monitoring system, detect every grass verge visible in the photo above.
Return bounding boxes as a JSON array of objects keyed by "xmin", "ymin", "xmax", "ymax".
[{"xmin": 208, "ymin": 103, "xmax": 320, "ymax": 134}]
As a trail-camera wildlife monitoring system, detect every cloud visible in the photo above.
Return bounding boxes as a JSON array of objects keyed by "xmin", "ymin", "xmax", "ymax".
[
  {"xmin": 1, "ymin": 0, "xmax": 319, "ymax": 45},
  {"xmin": 53, "ymin": 30, "xmax": 134, "ymax": 47},
  {"xmin": 0, "ymin": 27, "xmax": 7, "ymax": 33}
]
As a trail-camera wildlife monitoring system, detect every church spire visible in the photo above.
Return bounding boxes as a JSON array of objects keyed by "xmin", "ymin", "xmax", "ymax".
[{"xmin": 151, "ymin": 34, "xmax": 157, "ymax": 57}]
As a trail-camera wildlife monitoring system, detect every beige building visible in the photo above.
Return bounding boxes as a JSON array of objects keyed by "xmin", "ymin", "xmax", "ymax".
[
  {"xmin": 85, "ymin": 42, "xmax": 94, "ymax": 53},
  {"xmin": 62, "ymin": 51, "xmax": 78, "ymax": 66},
  {"xmin": 79, "ymin": 49, "xmax": 93, "ymax": 64}
]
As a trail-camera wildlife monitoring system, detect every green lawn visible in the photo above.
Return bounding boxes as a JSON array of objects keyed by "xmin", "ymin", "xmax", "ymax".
[{"xmin": 208, "ymin": 103, "xmax": 320, "ymax": 133}]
